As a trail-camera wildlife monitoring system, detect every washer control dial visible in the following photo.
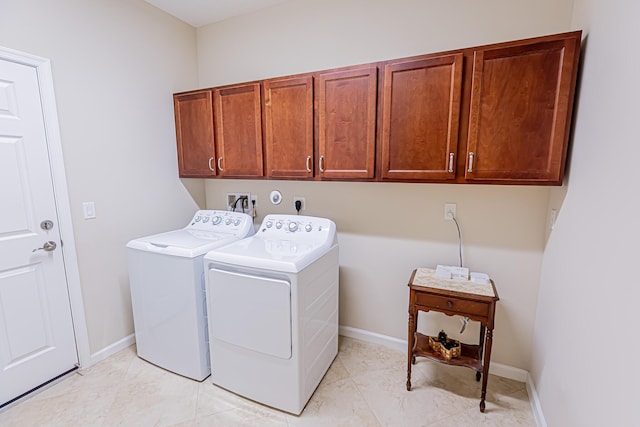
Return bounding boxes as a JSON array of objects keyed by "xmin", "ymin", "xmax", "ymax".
[
  {"xmin": 276, "ymin": 221, "xmax": 283, "ymax": 229},
  {"xmin": 288, "ymin": 222, "xmax": 298, "ymax": 232},
  {"xmin": 212, "ymin": 216, "xmax": 222, "ymax": 225},
  {"xmin": 266, "ymin": 220, "xmax": 273, "ymax": 228},
  {"xmin": 305, "ymin": 223, "xmax": 313, "ymax": 232}
]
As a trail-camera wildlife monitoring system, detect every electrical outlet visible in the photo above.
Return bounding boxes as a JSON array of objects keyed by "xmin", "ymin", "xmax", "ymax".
[
  {"xmin": 549, "ymin": 209, "xmax": 557, "ymax": 230},
  {"xmin": 444, "ymin": 203, "xmax": 456, "ymax": 220},
  {"xmin": 294, "ymin": 196, "xmax": 306, "ymax": 211},
  {"xmin": 226, "ymin": 193, "xmax": 252, "ymax": 215}
]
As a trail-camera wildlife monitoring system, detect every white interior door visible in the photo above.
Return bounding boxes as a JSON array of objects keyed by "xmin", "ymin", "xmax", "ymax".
[{"xmin": 0, "ymin": 57, "xmax": 78, "ymax": 406}]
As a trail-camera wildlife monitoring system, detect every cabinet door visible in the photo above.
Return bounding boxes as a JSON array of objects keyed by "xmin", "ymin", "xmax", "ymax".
[
  {"xmin": 317, "ymin": 67, "xmax": 377, "ymax": 179},
  {"xmin": 380, "ymin": 54, "xmax": 463, "ymax": 181},
  {"xmin": 263, "ymin": 76, "xmax": 314, "ymax": 179},
  {"xmin": 465, "ymin": 33, "xmax": 580, "ymax": 183},
  {"xmin": 213, "ymin": 83, "xmax": 264, "ymax": 177},
  {"xmin": 174, "ymin": 90, "xmax": 215, "ymax": 177}
]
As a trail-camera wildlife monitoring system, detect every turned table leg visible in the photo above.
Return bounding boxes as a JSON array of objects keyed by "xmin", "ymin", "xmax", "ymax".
[
  {"xmin": 476, "ymin": 324, "xmax": 486, "ymax": 382},
  {"xmin": 406, "ymin": 310, "xmax": 416, "ymax": 391},
  {"xmin": 480, "ymin": 328, "xmax": 494, "ymax": 413}
]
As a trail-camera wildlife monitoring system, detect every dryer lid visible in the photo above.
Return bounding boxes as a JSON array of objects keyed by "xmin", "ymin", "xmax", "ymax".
[
  {"xmin": 127, "ymin": 229, "xmax": 238, "ymax": 258},
  {"xmin": 204, "ymin": 214, "xmax": 337, "ymax": 272}
]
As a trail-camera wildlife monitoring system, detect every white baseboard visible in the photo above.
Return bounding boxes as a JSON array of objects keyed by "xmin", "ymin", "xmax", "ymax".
[
  {"xmin": 339, "ymin": 325, "xmax": 407, "ymax": 353},
  {"xmin": 489, "ymin": 361, "xmax": 528, "ymax": 382},
  {"xmin": 526, "ymin": 374, "xmax": 547, "ymax": 427},
  {"xmin": 339, "ymin": 325, "xmax": 527, "ymax": 382},
  {"xmin": 87, "ymin": 334, "xmax": 135, "ymax": 368}
]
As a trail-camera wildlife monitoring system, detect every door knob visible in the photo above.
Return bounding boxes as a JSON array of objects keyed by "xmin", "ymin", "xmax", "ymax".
[{"xmin": 33, "ymin": 241, "xmax": 57, "ymax": 252}]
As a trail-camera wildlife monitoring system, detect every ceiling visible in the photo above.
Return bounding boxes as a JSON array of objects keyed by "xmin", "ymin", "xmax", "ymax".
[{"xmin": 145, "ymin": 0, "xmax": 290, "ymax": 27}]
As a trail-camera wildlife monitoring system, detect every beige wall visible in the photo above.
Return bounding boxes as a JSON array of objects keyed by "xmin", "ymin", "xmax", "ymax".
[
  {"xmin": 197, "ymin": 0, "xmax": 575, "ymax": 86},
  {"xmin": 533, "ymin": 0, "xmax": 640, "ymax": 425},
  {"xmin": 204, "ymin": 180, "xmax": 549, "ymax": 369},
  {"xmin": 0, "ymin": 0, "xmax": 203, "ymax": 354},
  {"xmin": 197, "ymin": 0, "xmax": 576, "ymax": 370}
]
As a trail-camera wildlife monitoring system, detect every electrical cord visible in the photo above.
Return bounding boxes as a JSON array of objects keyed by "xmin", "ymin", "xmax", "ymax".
[
  {"xmin": 451, "ymin": 213, "xmax": 470, "ymax": 334},
  {"xmin": 451, "ymin": 214, "xmax": 463, "ymax": 268},
  {"xmin": 232, "ymin": 196, "xmax": 248, "ymax": 213}
]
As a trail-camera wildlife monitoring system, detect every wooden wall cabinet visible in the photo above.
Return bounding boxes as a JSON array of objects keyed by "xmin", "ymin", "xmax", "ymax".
[
  {"xmin": 213, "ymin": 82, "xmax": 264, "ymax": 178},
  {"xmin": 174, "ymin": 90, "xmax": 216, "ymax": 178},
  {"xmin": 174, "ymin": 31, "xmax": 581, "ymax": 185},
  {"xmin": 380, "ymin": 54, "xmax": 463, "ymax": 181},
  {"xmin": 263, "ymin": 76, "xmax": 314, "ymax": 179},
  {"xmin": 464, "ymin": 33, "xmax": 581, "ymax": 184},
  {"xmin": 316, "ymin": 67, "xmax": 378, "ymax": 180}
]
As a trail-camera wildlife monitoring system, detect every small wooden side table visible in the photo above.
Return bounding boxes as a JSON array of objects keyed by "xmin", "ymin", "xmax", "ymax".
[{"xmin": 406, "ymin": 268, "xmax": 499, "ymax": 412}]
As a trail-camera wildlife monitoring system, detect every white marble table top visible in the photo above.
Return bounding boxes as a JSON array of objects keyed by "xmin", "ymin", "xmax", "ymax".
[{"xmin": 411, "ymin": 268, "xmax": 495, "ymax": 297}]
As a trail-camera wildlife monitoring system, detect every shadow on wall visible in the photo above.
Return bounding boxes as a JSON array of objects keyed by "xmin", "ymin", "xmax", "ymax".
[
  {"xmin": 180, "ymin": 178, "xmax": 207, "ymax": 209},
  {"xmin": 204, "ymin": 178, "xmax": 551, "ymax": 254},
  {"xmin": 544, "ymin": 35, "xmax": 589, "ymax": 247}
]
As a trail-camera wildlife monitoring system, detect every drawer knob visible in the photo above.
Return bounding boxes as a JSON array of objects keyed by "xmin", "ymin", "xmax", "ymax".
[{"xmin": 447, "ymin": 301, "xmax": 453, "ymax": 308}]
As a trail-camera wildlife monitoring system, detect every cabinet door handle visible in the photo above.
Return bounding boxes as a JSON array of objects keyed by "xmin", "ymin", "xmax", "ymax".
[
  {"xmin": 319, "ymin": 155, "xmax": 325, "ymax": 172},
  {"xmin": 448, "ymin": 152, "xmax": 455, "ymax": 173},
  {"xmin": 447, "ymin": 301, "xmax": 453, "ymax": 308},
  {"xmin": 217, "ymin": 157, "xmax": 223, "ymax": 172},
  {"xmin": 208, "ymin": 157, "xmax": 215, "ymax": 172},
  {"xmin": 468, "ymin": 152, "xmax": 475, "ymax": 173},
  {"xmin": 306, "ymin": 156, "xmax": 312, "ymax": 173}
]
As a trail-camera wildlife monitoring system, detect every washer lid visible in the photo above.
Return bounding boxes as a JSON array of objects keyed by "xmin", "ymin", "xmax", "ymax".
[{"xmin": 126, "ymin": 229, "xmax": 239, "ymax": 258}]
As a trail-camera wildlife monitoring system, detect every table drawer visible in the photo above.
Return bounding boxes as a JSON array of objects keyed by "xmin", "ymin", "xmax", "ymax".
[{"xmin": 415, "ymin": 292, "xmax": 489, "ymax": 317}]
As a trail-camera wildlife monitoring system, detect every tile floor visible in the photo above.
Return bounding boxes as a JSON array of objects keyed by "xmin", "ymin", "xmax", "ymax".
[{"xmin": 0, "ymin": 337, "xmax": 535, "ymax": 426}]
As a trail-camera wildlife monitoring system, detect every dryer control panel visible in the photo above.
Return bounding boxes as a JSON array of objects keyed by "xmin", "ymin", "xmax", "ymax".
[
  {"xmin": 188, "ymin": 210, "xmax": 254, "ymax": 237},
  {"xmin": 258, "ymin": 214, "xmax": 336, "ymax": 250}
]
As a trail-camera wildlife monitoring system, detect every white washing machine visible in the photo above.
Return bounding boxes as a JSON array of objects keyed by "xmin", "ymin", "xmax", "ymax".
[
  {"xmin": 126, "ymin": 210, "xmax": 254, "ymax": 381},
  {"xmin": 204, "ymin": 214, "xmax": 339, "ymax": 415}
]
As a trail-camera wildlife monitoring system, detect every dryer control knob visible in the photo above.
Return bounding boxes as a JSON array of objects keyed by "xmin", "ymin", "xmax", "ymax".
[
  {"xmin": 234, "ymin": 219, "xmax": 241, "ymax": 226},
  {"xmin": 305, "ymin": 223, "xmax": 312, "ymax": 232},
  {"xmin": 202, "ymin": 216, "xmax": 210, "ymax": 223},
  {"xmin": 266, "ymin": 220, "xmax": 273, "ymax": 228},
  {"xmin": 276, "ymin": 221, "xmax": 283, "ymax": 229},
  {"xmin": 225, "ymin": 218, "xmax": 232, "ymax": 225},
  {"xmin": 212, "ymin": 216, "xmax": 222, "ymax": 225},
  {"xmin": 195, "ymin": 216, "xmax": 202, "ymax": 222},
  {"xmin": 288, "ymin": 222, "xmax": 298, "ymax": 232}
]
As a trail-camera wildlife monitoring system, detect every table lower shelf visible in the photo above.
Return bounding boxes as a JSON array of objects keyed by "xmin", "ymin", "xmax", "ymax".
[{"xmin": 412, "ymin": 332, "xmax": 483, "ymax": 372}]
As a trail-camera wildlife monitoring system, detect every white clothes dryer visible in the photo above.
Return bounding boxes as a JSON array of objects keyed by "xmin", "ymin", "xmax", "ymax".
[
  {"xmin": 126, "ymin": 210, "xmax": 254, "ymax": 381},
  {"xmin": 204, "ymin": 214, "xmax": 339, "ymax": 415}
]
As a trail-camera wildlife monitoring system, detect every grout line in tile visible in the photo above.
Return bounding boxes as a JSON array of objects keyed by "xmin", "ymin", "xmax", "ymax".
[{"xmin": 349, "ymin": 376, "xmax": 383, "ymax": 427}]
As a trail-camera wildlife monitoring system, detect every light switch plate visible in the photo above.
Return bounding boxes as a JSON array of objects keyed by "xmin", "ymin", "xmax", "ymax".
[{"xmin": 83, "ymin": 202, "xmax": 96, "ymax": 219}]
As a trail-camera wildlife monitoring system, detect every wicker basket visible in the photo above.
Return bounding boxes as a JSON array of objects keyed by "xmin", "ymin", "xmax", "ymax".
[{"xmin": 428, "ymin": 335, "xmax": 461, "ymax": 360}]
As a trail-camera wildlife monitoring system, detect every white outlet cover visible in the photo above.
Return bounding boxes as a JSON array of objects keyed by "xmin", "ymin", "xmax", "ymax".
[
  {"xmin": 270, "ymin": 190, "xmax": 282, "ymax": 205},
  {"xmin": 550, "ymin": 209, "xmax": 557, "ymax": 230},
  {"xmin": 444, "ymin": 203, "xmax": 456, "ymax": 220},
  {"xmin": 83, "ymin": 202, "xmax": 96, "ymax": 219}
]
